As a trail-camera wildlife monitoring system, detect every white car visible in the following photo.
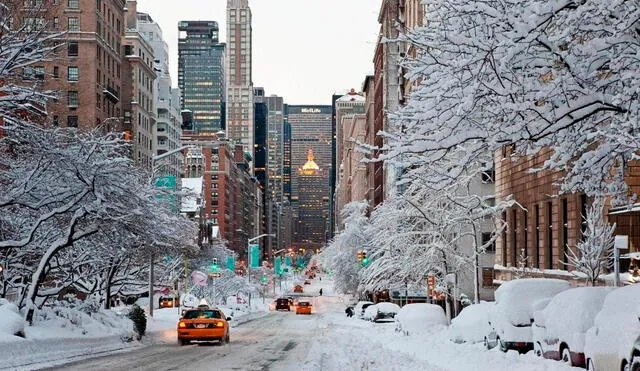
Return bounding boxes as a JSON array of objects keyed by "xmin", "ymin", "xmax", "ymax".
[
  {"xmin": 485, "ymin": 278, "xmax": 570, "ymax": 353},
  {"xmin": 363, "ymin": 302, "xmax": 400, "ymax": 322},
  {"xmin": 532, "ymin": 286, "xmax": 612, "ymax": 367},
  {"xmin": 449, "ymin": 302, "xmax": 492, "ymax": 344},
  {"xmin": 353, "ymin": 301, "xmax": 374, "ymax": 319},
  {"xmin": 584, "ymin": 284, "xmax": 640, "ymax": 371},
  {"xmin": 396, "ymin": 303, "xmax": 447, "ymax": 336}
]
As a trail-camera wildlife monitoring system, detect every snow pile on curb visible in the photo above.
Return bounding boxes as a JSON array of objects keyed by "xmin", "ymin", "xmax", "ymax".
[
  {"xmin": 0, "ymin": 300, "xmax": 25, "ymax": 342},
  {"xmin": 0, "ymin": 303, "xmax": 137, "ymax": 370}
]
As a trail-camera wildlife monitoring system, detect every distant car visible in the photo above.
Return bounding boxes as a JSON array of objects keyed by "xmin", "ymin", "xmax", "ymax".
[
  {"xmin": 304, "ymin": 280, "xmax": 311, "ymax": 285},
  {"xmin": 485, "ymin": 278, "xmax": 570, "ymax": 353},
  {"xmin": 532, "ymin": 287, "xmax": 612, "ymax": 367},
  {"xmin": 275, "ymin": 298, "xmax": 291, "ymax": 311},
  {"xmin": 177, "ymin": 308, "xmax": 231, "ymax": 345},
  {"xmin": 353, "ymin": 301, "xmax": 374, "ymax": 319},
  {"xmin": 449, "ymin": 302, "xmax": 492, "ymax": 344},
  {"xmin": 159, "ymin": 296, "xmax": 178, "ymax": 308},
  {"xmin": 584, "ymin": 284, "xmax": 640, "ymax": 371},
  {"xmin": 396, "ymin": 303, "xmax": 447, "ymax": 336},
  {"xmin": 364, "ymin": 302, "xmax": 401, "ymax": 322},
  {"xmin": 293, "ymin": 285, "xmax": 304, "ymax": 293},
  {"xmin": 295, "ymin": 301, "xmax": 312, "ymax": 315}
]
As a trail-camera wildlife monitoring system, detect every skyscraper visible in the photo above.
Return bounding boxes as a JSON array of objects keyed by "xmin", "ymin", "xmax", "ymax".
[
  {"xmin": 286, "ymin": 105, "xmax": 332, "ymax": 245},
  {"xmin": 177, "ymin": 21, "xmax": 225, "ymax": 134},
  {"xmin": 226, "ymin": 0, "xmax": 254, "ymax": 166},
  {"xmin": 296, "ymin": 149, "xmax": 329, "ymax": 250}
]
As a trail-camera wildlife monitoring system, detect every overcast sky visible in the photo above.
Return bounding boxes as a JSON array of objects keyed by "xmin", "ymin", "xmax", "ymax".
[{"xmin": 136, "ymin": 0, "xmax": 382, "ymax": 105}]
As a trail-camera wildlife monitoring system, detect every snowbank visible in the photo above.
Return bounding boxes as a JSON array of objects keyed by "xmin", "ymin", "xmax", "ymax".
[
  {"xmin": 0, "ymin": 300, "xmax": 25, "ymax": 340},
  {"xmin": 449, "ymin": 302, "xmax": 492, "ymax": 343}
]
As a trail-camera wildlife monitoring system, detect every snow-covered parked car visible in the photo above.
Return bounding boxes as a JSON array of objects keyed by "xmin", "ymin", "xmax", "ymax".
[
  {"xmin": 485, "ymin": 278, "xmax": 570, "ymax": 353},
  {"xmin": 584, "ymin": 284, "xmax": 640, "ymax": 371},
  {"xmin": 363, "ymin": 302, "xmax": 400, "ymax": 322},
  {"xmin": 0, "ymin": 299, "xmax": 25, "ymax": 339},
  {"xmin": 395, "ymin": 303, "xmax": 447, "ymax": 336},
  {"xmin": 449, "ymin": 302, "xmax": 492, "ymax": 344},
  {"xmin": 353, "ymin": 301, "xmax": 374, "ymax": 319},
  {"xmin": 532, "ymin": 286, "xmax": 612, "ymax": 367}
]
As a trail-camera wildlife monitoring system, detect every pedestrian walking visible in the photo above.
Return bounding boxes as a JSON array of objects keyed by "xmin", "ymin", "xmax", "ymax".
[{"xmin": 319, "ymin": 288, "xmax": 323, "ymax": 296}]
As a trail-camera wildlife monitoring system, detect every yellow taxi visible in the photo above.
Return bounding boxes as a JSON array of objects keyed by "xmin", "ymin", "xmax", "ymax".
[
  {"xmin": 295, "ymin": 301, "xmax": 312, "ymax": 315},
  {"xmin": 177, "ymin": 307, "xmax": 230, "ymax": 345}
]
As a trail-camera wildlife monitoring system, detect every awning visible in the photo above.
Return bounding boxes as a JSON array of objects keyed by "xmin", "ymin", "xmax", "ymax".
[{"xmin": 609, "ymin": 203, "xmax": 640, "ymax": 215}]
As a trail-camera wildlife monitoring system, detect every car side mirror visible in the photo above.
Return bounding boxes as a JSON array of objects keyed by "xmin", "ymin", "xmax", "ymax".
[{"xmin": 226, "ymin": 317, "xmax": 232, "ymax": 321}]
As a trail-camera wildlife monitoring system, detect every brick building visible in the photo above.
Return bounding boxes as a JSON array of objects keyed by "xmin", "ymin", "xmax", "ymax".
[
  {"xmin": 181, "ymin": 133, "xmax": 264, "ymax": 262},
  {"xmin": 123, "ymin": 1, "xmax": 156, "ymax": 170},
  {"xmin": 495, "ymin": 147, "xmax": 640, "ymax": 284},
  {"xmin": 16, "ymin": 0, "xmax": 127, "ymax": 131}
]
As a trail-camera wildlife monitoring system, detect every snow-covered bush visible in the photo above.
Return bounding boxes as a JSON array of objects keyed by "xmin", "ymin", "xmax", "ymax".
[{"xmin": 128, "ymin": 305, "xmax": 146, "ymax": 340}]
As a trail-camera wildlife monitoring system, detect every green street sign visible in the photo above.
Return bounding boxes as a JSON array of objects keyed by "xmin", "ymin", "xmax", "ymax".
[{"xmin": 227, "ymin": 256, "xmax": 235, "ymax": 271}]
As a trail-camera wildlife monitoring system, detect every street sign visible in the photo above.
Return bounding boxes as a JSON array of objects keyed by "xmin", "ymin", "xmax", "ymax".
[
  {"xmin": 227, "ymin": 255, "xmax": 235, "ymax": 271},
  {"xmin": 208, "ymin": 272, "xmax": 221, "ymax": 278},
  {"xmin": 249, "ymin": 244, "xmax": 260, "ymax": 268},
  {"xmin": 285, "ymin": 255, "xmax": 292, "ymax": 266},
  {"xmin": 274, "ymin": 256, "xmax": 282, "ymax": 275}
]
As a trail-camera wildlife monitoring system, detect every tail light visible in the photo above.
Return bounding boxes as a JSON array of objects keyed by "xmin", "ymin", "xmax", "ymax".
[
  {"xmin": 215, "ymin": 321, "xmax": 224, "ymax": 327},
  {"xmin": 178, "ymin": 321, "xmax": 186, "ymax": 328}
]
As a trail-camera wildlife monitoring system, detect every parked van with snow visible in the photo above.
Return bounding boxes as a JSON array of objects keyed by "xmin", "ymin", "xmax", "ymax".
[
  {"xmin": 485, "ymin": 278, "xmax": 570, "ymax": 353},
  {"xmin": 532, "ymin": 286, "xmax": 612, "ymax": 367},
  {"xmin": 584, "ymin": 284, "xmax": 640, "ymax": 371}
]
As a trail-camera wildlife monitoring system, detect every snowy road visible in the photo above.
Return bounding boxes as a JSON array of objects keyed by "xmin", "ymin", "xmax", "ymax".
[
  {"xmin": 37, "ymin": 278, "xmax": 581, "ymax": 371},
  {"xmin": 43, "ymin": 293, "xmax": 443, "ymax": 371}
]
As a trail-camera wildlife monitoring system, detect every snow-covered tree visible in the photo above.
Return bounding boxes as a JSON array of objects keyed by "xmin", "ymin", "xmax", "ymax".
[
  {"xmin": 318, "ymin": 201, "xmax": 372, "ymax": 295},
  {"xmin": 382, "ymin": 0, "xmax": 640, "ymax": 202},
  {"xmin": 566, "ymin": 198, "xmax": 615, "ymax": 286}
]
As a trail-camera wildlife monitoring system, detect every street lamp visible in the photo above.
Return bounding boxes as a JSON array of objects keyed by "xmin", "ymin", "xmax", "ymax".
[
  {"xmin": 246, "ymin": 234, "xmax": 275, "ymax": 283},
  {"xmin": 148, "ymin": 145, "xmax": 193, "ymax": 317}
]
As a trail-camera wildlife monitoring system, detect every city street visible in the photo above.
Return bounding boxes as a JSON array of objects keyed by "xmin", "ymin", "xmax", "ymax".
[{"xmin": 37, "ymin": 278, "xmax": 579, "ymax": 371}]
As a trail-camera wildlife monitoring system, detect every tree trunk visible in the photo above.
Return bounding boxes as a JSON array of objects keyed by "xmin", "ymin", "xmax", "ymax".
[{"xmin": 25, "ymin": 210, "xmax": 97, "ymax": 324}]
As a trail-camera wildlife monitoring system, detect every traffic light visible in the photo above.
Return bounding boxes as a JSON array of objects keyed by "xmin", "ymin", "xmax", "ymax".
[
  {"xmin": 357, "ymin": 250, "xmax": 363, "ymax": 262},
  {"xmin": 261, "ymin": 275, "xmax": 268, "ymax": 284},
  {"xmin": 210, "ymin": 258, "xmax": 219, "ymax": 272},
  {"xmin": 361, "ymin": 250, "xmax": 369, "ymax": 266}
]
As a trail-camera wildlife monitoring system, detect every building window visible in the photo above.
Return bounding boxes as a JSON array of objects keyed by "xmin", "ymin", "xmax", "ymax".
[
  {"xmin": 562, "ymin": 198, "xmax": 568, "ymax": 270},
  {"xmin": 68, "ymin": 0, "xmax": 79, "ymax": 8},
  {"xmin": 535, "ymin": 204, "xmax": 540, "ymax": 268},
  {"xmin": 547, "ymin": 201, "xmax": 553, "ymax": 269},
  {"xmin": 67, "ymin": 66, "xmax": 78, "ymax": 81},
  {"xmin": 67, "ymin": 115, "xmax": 78, "ymax": 127},
  {"xmin": 53, "ymin": 115, "xmax": 59, "ymax": 126},
  {"xmin": 481, "ymin": 232, "xmax": 496, "ymax": 252},
  {"xmin": 53, "ymin": 66, "xmax": 59, "ymax": 78},
  {"xmin": 68, "ymin": 41, "xmax": 78, "ymax": 56},
  {"xmin": 67, "ymin": 91, "xmax": 78, "ymax": 107},
  {"xmin": 53, "ymin": 17, "xmax": 59, "ymax": 29},
  {"xmin": 580, "ymin": 194, "xmax": 588, "ymax": 237},
  {"xmin": 511, "ymin": 208, "xmax": 517, "ymax": 267},
  {"xmin": 67, "ymin": 17, "xmax": 80, "ymax": 31}
]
